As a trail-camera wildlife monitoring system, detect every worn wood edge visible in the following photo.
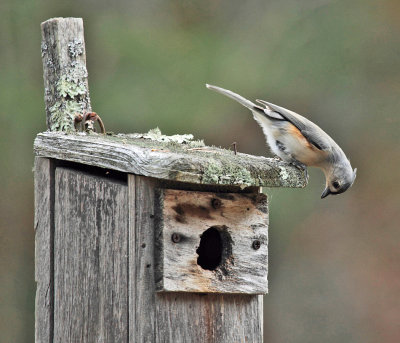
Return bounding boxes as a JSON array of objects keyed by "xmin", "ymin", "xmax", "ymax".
[
  {"xmin": 127, "ymin": 174, "xmax": 136, "ymax": 343},
  {"xmin": 258, "ymin": 295, "xmax": 264, "ymax": 340},
  {"xmin": 34, "ymin": 157, "xmax": 54, "ymax": 343},
  {"xmin": 34, "ymin": 131, "xmax": 307, "ymax": 188},
  {"xmin": 132, "ymin": 176, "xmax": 157, "ymax": 341},
  {"xmin": 154, "ymin": 188, "xmax": 165, "ymax": 292}
]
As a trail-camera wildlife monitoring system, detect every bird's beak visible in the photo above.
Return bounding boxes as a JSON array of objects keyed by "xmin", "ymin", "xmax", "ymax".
[{"xmin": 321, "ymin": 187, "xmax": 331, "ymax": 199}]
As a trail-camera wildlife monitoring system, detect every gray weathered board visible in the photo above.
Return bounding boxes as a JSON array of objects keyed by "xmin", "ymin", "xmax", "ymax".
[
  {"xmin": 53, "ymin": 167, "xmax": 129, "ymax": 342},
  {"xmin": 34, "ymin": 157, "xmax": 54, "ymax": 343},
  {"xmin": 34, "ymin": 131, "xmax": 307, "ymax": 188},
  {"xmin": 155, "ymin": 189, "xmax": 268, "ymax": 294},
  {"xmin": 131, "ymin": 175, "xmax": 264, "ymax": 342},
  {"xmin": 35, "ymin": 161, "xmax": 264, "ymax": 342}
]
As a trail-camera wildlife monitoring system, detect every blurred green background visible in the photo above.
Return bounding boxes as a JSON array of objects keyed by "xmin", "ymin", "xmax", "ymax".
[{"xmin": 1, "ymin": 0, "xmax": 399, "ymax": 342}]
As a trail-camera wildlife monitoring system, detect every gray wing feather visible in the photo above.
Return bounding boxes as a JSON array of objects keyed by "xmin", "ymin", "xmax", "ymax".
[
  {"xmin": 256, "ymin": 99, "xmax": 331, "ymax": 151},
  {"xmin": 206, "ymin": 84, "xmax": 285, "ymax": 121},
  {"xmin": 206, "ymin": 84, "xmax": 333, "ymax": 151}
]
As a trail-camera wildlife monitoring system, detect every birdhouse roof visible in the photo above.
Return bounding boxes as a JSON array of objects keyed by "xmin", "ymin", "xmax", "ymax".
[{"xmin": 34, "ymin": 128, "xmax": 307, "ymax": 188}]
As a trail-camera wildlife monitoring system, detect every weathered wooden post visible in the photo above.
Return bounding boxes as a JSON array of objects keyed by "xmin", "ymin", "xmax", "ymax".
[{"xmin": 34, "ymin": 17, "xmax": 306, "ymax": 343}]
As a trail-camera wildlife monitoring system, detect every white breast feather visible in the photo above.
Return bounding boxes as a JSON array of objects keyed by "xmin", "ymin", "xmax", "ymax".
[{"xmin": 251, "ymin": 111, "xmax": 292, "ymax": 161}]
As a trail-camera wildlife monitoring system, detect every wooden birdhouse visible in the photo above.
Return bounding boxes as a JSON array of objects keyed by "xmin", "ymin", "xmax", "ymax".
[{"xmin": 34, "ymin": 17, "xmax": 306, "ymax": 343}]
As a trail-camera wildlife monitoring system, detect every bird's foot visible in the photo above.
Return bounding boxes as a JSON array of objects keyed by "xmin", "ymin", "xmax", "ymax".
[{"xmin": 291, "ymin": 161, "xmax": 309, "ymax": 181}]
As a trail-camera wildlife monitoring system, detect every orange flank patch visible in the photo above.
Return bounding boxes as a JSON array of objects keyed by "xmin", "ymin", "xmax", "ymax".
[
  {"xmin": 287, "ymin": 123, "xmax": 313, "ymax": 148},
  {"xmin": 286, "ymin": 123, "xmax": 328, "ymax": 166}
]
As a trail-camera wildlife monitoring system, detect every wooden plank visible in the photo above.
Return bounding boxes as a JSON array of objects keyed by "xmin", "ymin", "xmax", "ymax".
[
  {"xmin": 34, "ymin": 157, "xmax": 54, "ymax": 343},
  {"xmin": 156, "ymin": 293, "xmax": 263, "ymax": 343},
  {"xmin": 155, "ymin": 189, "xmax": 269, "ymax": 294},
  {"xmin": 129, "ymin": 175, "xmax": 157, "ymax": 342},
  {"xmin": 53, "ymin": 167, "xmax": 128, "ymax": 342},
  {"xmin": 41, "ymin": 18, "xmax": 91, "ymax": 131},
  {"xmin": 128, "ymin": 175, "xmax": 136, "ymax": 343},
  {"xmin": 128, "ymin": 177, "xmax": 264, "ymax": 342},
  {"xmin": 34, "ymin": 131, "xmax": 307, "ymax": 188}
]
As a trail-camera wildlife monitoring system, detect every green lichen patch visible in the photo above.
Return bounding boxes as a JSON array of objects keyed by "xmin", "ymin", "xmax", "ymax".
[
  {"xmin": 96, "ymin": 129, "xmax": 304, "ymax": 187},
  {"xmin": 49, "ymin": 100, "xmax": 83, "ymax": 131},
  {"xmin": 35, "ymin": 130, "xmax": 308, "ymax": 188},
  {"xmin": 128, "ymin": 127, "xmax": 205, "ymax": 146},
  {"xmin": 202, "ymin": 162, "xmax": 222, "ymax": 184},
  {"xmin": 49, "ymin": 61, "xmax": 89, "ymax": 132},
  {"xmin": 202, "ymin": 160, "xmax": 253, "ymax": 186},
  {"xmin": 57, "ymin": 74, "xmax": 87, "ymax": 98}
]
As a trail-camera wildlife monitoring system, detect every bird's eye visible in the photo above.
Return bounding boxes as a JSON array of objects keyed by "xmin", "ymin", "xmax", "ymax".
[{"xmin": 332, "ymin": 181, "xmax": 340, "ymax": 189}]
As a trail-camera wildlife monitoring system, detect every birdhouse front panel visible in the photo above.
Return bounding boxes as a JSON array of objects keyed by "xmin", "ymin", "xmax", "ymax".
[{"xmin": 155, "ymin": 189, "xmax": 269, "ymax": 294}]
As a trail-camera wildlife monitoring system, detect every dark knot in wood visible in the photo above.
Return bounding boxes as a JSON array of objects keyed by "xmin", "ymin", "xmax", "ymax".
[
  {"xmin": 211, "ymin": 198, "xmax": 222, "ymax": 209},
  {"xmin": 252, "ymin": 240, "xmax": 261, "ymax": 250}
]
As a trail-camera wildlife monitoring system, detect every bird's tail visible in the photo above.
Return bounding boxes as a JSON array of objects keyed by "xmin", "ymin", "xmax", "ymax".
[{"xmin": 206, "ymin": 84, "xmax": 260, "ymax": 112}]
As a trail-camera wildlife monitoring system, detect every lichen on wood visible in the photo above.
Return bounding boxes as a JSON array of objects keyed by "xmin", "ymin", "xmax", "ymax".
[
  {"xmin": 202, "ymin": 160, "xmax": 253, "ymax": 186},
  {"xmin": 126, "ymin": 127, "xmax": 205, "ymax": 147},
  {"xmin": 34, "ymin": 129, "xmax": 308, "ymax": 188},
  {"xmin": 41, "ymin": 18, "xmax": 91, "ymax": 131},
  {"xmin": 48, "ymin": 63, "xmax": 88, "ymax": 131}
]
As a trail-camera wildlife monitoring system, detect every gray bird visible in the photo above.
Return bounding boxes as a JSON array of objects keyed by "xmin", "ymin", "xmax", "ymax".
[{"xmin": 206, "ymin": 84, "xmax": 356, "ymax": 198}]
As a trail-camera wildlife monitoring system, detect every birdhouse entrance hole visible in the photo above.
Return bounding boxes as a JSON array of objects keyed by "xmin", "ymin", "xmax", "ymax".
[{"xmin": 196, "ymin": 226, "xmax": 232, "ymax": 271}]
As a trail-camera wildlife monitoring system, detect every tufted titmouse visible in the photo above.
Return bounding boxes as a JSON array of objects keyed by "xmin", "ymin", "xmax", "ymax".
[{"xmin": 206, "ymin": 84, "xmax": 356, "ymax": 198}]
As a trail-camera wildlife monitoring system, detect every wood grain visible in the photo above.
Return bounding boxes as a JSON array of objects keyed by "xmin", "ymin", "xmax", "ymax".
[
  {"xmin": 127, "ymin": 177, "xmax": 264, "ymax": 342},
  {"xmin": 156, "ymin": 293, "xmax": 263, "ymax": 343},
  {"xmin": 34, "ymin": 131, "xmax": 307, "ymax": 188},
  {"xmin": 34, "ymin": 157, "xmax": 54, "ymax": 343},
  {"xmin": 129, "ymin": 175, "xmax": 157, "ymax": 342},
  {"xmin": 155, "ymin": 189, "xmax": 269, "ymax": 294},
  {"xmin": 41, "ymin": 18, "xmax": 91, "ymax": 130},
  {"xmin": 128, "ymin": 174, "xmax": 136, "ymax": 343},
  {"xmin": 53, "ymin": 167, "xmax": 128, "ymax": 342}
]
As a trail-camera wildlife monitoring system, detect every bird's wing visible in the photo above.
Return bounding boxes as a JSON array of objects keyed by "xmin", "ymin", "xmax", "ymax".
[
  {"xmin": 206, "ymin": 84, "xmax": 285, "ymax": 121},
  {"xmin": 256, "ymin": 99, "xmax": 330, "ymax": 151}
]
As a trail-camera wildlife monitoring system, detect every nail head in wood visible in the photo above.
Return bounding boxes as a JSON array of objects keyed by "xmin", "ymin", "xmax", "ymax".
[{"xmin": 171, "ymin": 233, "xmax": 181, "ymax": 243}]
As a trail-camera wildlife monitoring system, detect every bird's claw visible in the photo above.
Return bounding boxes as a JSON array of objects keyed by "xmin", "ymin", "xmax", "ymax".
[{"xmin": 291, "ymin": 162, "xmax": 309, "ymax": 181}]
